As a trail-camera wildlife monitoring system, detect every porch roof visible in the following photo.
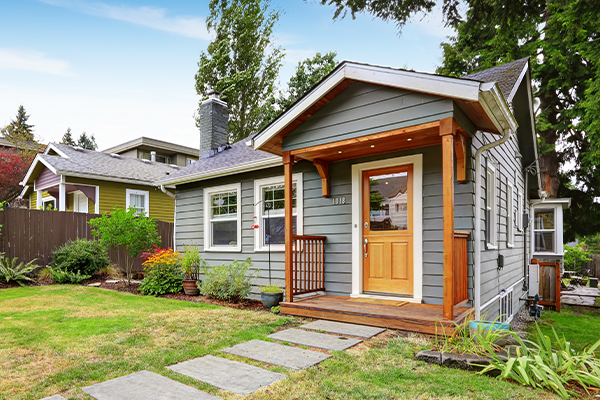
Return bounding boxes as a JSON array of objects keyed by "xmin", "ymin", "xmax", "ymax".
[{"xmin": 251, "ymin": 61, "xmax": 518, "ymax": 156}]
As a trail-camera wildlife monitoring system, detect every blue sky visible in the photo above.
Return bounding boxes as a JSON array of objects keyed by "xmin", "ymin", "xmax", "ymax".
[{"xmin": 0, "ymin": 0, "xmax": 455, "ymax": 150}]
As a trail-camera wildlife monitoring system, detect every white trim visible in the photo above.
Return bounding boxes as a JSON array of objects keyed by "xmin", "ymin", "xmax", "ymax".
[
  {"xmin": 58, "ymin": 178, "xmax": 66, "ymax": 211},
  {"xmin": 253, "ymin": 173, "xmax": 303, "ymax": 252},
  {"xmin": 507, "ymin": 181, "xmax": 514, "ymax": 248},
  {"xmin": 480, "ymin": 277, "xmax": 524, "ymax": 315},
  {"xmin": 499, "ymin": 287, "xmax": 514, "ymax": 323},
  {"xmin": 20, "ymin": 155, "xmax": 59, "ymax": 187},
  {"xmin": 36, "ymin": 190, "xmax": 42, "ymax": 209},
  {"xmin": 530, "ymin": 201, "xmax": 567, "ymax": 257},
  {"xmin": 44, "ymin": 143, "xmax": 70, "ymax": 158},
  {"xmin": 157, "ymin": 156, "xmax": 281, "ymax": 186},
  {"xmin": 351, "ymin": 154, "xmax": 423, "ymax": 303},
  {"xmin": 62, "ymin": 171, "xmax": 167, "ymax": 187},
  {"xmin": 73, "ymin": 190, "xmax": 89, "ymax": 213},
  {"xmin": 126, "ymin": 188, "xmax": 150, "ymax": 216},
  {"xmin": 517, "ymin": 190, "xmax": 524, "ymax": 232},
  {"xmin": 507, "ymin": 62, "xmax": 529, "ymax": 102},
  {"xmin": 203, "ymin": 183, "xmax": 242, "ymax": 253},
  {"xmin": 252, "ymin": 61, "xmax": 518, "ymax": 151},
  {"xmin": 41, "ymin": 195, "xmax": 56, "ymax": 210},
  {"xmin": 486, "ymin": 163, "xmax": 497, "ymax": 249},
  {"xmin": 95, "ymin": 185, "xmax": 100, "ymax": 214}
]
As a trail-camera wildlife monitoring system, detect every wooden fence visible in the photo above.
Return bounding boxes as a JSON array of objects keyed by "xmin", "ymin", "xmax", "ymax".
[{"xmin": 0, "ymin": 207, "xmax": 174, "ymax": 272}]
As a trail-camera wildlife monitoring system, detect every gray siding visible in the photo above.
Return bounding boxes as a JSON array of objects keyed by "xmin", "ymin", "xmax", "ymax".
[{"xmin": 282, "ymin": 82, "xmax": 454, "ymax": 151}]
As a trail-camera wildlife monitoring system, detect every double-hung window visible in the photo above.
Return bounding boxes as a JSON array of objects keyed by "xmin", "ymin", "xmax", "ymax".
[
  {"xmin": 507, "ymin": 182, "xmax": 514, "ymax": 247},
  {"xmin": 126, "ymin": 189, "xmax": 149, "ymax": 216},
  {"xmin": 254, "ymin": 174, "xmax": 303, "ymax": 251},
  {"xmin": 486, "ymin": 163, "xmax": 497, "ymax": 248},
  {"xmin": 204, "ymin": 184, "xmax": 241, "ymax": 251},
  {"xmin": 533, "ymin": 208, "xmax": 555, "ymax": 253}
]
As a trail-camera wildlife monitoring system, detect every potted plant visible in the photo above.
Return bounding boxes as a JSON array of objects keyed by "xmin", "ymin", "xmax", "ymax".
[
  {"xmin": 260, "ymin": 283, "xmax": 283, "ymax": 308},
  {"xmin": 181, "ymin": 245, "xmax": 203, "ymax": 296}
]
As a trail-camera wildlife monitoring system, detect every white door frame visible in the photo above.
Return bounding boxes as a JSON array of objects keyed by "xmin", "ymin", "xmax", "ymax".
[
  {"xmin": 73, "ymin": 190, "xmax": 89, "ymax": 213},
  {"xmin": 350, "ymin": 154, "xmax": 423, "ymax": 303}
]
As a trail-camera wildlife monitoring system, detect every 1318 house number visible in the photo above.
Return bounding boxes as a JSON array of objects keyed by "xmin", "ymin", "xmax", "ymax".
[{"xmin": 332, "ymin": 197, "xmax": 346, "ymax": 205}]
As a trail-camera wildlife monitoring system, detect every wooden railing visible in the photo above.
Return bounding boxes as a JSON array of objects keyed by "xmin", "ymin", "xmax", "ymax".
[
  {"xmin": 453, "ymin": 231, "xmax": 470, "ymax": 306},
  {"xmin": 292, "ymin": 235, "xmax": 326, "ymax": 297}
]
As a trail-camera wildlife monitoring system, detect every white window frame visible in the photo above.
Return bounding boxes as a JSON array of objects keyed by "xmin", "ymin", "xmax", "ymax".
[
  {"xmin": 203, "ymin": 183, "xmax": 241, "ymax": 252},
  {"xmin": 126, "ymin": 189, "xmax": 149, "ymax": 216},
  {"xmin": 253, "ymin": 174, "xmax": 303, "ymax": 252},
  {"xmin": 42, "ymin": 196, "xmax": 56, "ymax": 210},
  {"xmin": 507, "ymin": 182, "xmax": 514, "ymax": 248},
  {"xmin": 499, "ymin": 288, "xmax": 514, "ymax": 322},
  {"xmin": 532, "ymin": 207, "xmax": 557, "ymax": 254},
  {"xmin": 517, "ymin": 191, "xmax": 524, "ymax": 231},
  {"xmin": 486, "ymin": 163, "xmax": 498, "ymax": 249}
]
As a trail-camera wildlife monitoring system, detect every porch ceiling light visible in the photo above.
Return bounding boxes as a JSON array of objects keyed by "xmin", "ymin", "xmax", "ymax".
[
  {"xmin": 407, "ymin": 138, "xmax": 413, "ymax": 141},
  {"xmin": 370, "ymin": 144, "xmax": 376, "ymax": 148},
  {"xmin": 338, "ymin": 150, "xmax": 343, "ymax": 154}
]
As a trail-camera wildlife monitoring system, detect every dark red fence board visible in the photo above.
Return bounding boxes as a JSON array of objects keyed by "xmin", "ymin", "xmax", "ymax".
[{"xmin": 0, "ymin": 208, "xmax": 173, "ymax": 271}]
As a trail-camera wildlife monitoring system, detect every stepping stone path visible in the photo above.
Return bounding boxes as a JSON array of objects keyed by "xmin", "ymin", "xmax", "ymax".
[
  {"xmin": 82, "ymin": 370, "xmax": 220, "ymax": 400},
  {"xmin": 301, "ymin": 320, "xmax": 386, "ymax": 338},
  {"xmin": 222, "ymin": 339, "xmax": 331, "ymax": 370},
  {"xmin": 46, "ymin": 320, "xmax": 384, "ymax": 399},
  {"xmin": 167, "ymin": 355, "xmax": 285, "ymax": 395},
  {"xmin": 268, "ymin": 328, "xmax": 362, "ymax": 351}
]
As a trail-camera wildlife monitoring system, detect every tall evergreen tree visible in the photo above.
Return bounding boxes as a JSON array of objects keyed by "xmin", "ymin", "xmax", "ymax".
[
  {"xmin": 318, "ymin": 0, "xmax": 600, "ymax": 239},
  {"xmin": 77, "ymin": 132, "xmax": 97, "ymax": 150},
  {"xmin": 195, "ymin": 0, "xmax": 284, "ymax": 143},
  {"xmin": 60, "ymin": 127, "xmax": 76, "ymax": 146},
  {"xmin": 2, "ymin": 105, "xmax": 35, "ymax": 144}
]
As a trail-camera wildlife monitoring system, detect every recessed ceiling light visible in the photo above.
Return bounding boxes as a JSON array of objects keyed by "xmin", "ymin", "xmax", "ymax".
[
  {"xmin": 338, "ymin": 151, "xmax": 343, "ymax": 154},
  {"xmin": 407, "ymin": 138, "xmax": 413, "ymax": 141},
  {"xmin": 385, "ymin": 182, "xmax": 389, "ymax": 184},
  {"xmin": 370, "ymin": 144, "xmax": 375, "ymax": 148}
]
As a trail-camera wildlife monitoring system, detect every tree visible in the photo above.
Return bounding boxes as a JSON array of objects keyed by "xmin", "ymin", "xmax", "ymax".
[
  {"xmin": 1, "ymin": 105, "xmax": 42, "ymax": 156},
  {"xmin": 195, "ymin": 0, "xmax": 284, "ymax": 143},
  {"xmin": 77, "ymin": 132, "xmax": 97, "ymax": 150},
  {"xmin": 564, "ymin": 242, "xmax": 592, "ymax": 274},
  {"xmin": 318, "ymin": 0, "xmax": 600, "ymax": 239},
  {"xmin": 88, "ymin": 207, "xmax": 161, "ymax": 284},
  {"xmin": 260, "ymin": 51, "xmax": 338, "ymax": 127},
  {"xmin": 0, "ymin": 149, "xmax": 34, "ymax": 203},
  {"xmin": 60, "ymin": 128, "xmax": 76, "ymax": 146}
]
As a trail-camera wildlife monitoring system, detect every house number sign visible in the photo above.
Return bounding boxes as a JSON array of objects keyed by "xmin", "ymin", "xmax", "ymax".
[{"xmin": 332, "ymin": 197, "xmax": 346, "ymax": 205}]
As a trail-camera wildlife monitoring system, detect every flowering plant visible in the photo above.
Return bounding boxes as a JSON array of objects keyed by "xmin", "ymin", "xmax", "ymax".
[{"xmin": 138, "ymin": 247, "xmax": 183, "ymax": 296}]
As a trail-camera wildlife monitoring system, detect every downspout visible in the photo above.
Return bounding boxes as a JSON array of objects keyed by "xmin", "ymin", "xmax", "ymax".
[
  {"xmin": 160, "ymin": 185, "xmax": 176, "ymax": 199},
  {"xmin": 474, "ymin": 127, "xmax": 511, "ymax": 321}
]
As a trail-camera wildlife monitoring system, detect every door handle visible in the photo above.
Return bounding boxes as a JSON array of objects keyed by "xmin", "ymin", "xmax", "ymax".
[{"xmin": 364, "ymin": 238, "xmax": 368, "ymax": 258}]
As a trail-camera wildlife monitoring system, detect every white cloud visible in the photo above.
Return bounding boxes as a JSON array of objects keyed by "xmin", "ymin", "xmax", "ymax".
[
  {"xmin": 38, "ymin": 0, "xmax": 210, "ymax": 40},
  {"xmin": 0, "ymin": 48, "xmax": 74, "ymax": 76}
]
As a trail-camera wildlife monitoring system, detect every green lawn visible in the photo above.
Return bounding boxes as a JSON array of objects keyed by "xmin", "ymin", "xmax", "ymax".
[
  {"xmin": 532, "ymin": 306, "xmax": 600, "ymax": 352},
  {"xmin": 1, "ymin": 286, "xmax": 556, "ymax": 400}
]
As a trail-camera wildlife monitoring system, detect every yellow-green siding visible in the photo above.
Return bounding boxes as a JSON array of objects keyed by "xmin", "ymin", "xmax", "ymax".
[
  {"xmin": 29, "ymin": 193, "xmax": 36, "ymax": 209},
  {"xmin": 65, "ymin": 177, "xmax": 175, "ymax": 222}
]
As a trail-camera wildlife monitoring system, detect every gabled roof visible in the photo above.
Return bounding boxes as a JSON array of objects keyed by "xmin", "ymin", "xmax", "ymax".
[
  {"xmin": 463, "ymin": 58, "xmax": 529, "ymax": 102},
  {"xmin": 21, "ymin": 143, "xmax": 181, "ymax": 189},
  {"xmin": 155, "ymin": 137, "xmax": 279, "ymax": 186},
  {"xmin": 101, "ymin": 136, "xmax": 200, "ymax": 157},
  {"xmin": 251, "ymin": 61, "xmax": 519, "ymax": 154}
]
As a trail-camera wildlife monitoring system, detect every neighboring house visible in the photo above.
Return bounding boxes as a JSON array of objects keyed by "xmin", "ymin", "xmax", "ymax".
[
  {"xmin": 158, "ymin": 60, "xmax": 569, "ymax": 333},
  {"xmin": 102, "ymin": 137, "xmax": 200, "ymax": 167},
  {"xmin": 0, "ymin": 136, "xmax": 18, "ymax": 151},
  {"xmin": 19, "ymin": 143, "xmax": 177, "ymax": 222}
]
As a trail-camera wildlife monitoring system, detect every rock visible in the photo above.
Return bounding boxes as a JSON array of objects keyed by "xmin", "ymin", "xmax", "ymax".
[
  {"xmin": 88, "ymin": 282, "xmax": 101, "ymax": 287},
  {"xmin": 415, "ymin": 350, "xmax": 442, "ymax": 365},
  {"xmin": 441, "ymin": 353, "xmax": 471, "ymax": 369}
]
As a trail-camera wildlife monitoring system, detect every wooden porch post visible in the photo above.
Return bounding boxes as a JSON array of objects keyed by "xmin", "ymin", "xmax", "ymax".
[
  {"xmin": 440, "ymin": 118, "xmax": 455, "ymax": 320},
  {"xmin": 283, "ymin": 152, "xmax": 294, "ymax": 303}
]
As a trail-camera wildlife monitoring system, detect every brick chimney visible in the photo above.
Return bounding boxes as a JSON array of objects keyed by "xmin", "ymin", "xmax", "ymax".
[{"xmin": 199, "ymin": 90, "xmax": 229, "ymax": 156}]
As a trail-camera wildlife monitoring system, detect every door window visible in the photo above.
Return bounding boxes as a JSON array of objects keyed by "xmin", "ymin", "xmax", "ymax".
[{"xmin": 368, "ymin": 171, "xmax": 408, "ymax": 231}]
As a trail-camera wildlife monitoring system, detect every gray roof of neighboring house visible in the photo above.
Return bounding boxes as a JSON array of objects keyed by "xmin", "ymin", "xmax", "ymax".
[
  {"xmin": 155, "ymin": 137, "xmax": 277, "ymax": 184},
  {"xmin": 0, "ymin": 136, "xmax": 17, "ymax": 148},
  {"xmin": 102, "ymin": 136, "xmax": 200, "ymax": 157},
  {"xmin": 42, "ymin": 143, "xmax": 180, "ymax": 184},
  {"xmin": 463, "ymin": 58, "xmax": 529, "ymax": 100}
]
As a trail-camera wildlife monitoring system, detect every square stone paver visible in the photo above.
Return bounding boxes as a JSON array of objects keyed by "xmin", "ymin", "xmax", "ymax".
[
  {"xmin": 300, "ymin": 320, "xmax": 386, "ymax": 338},
  {"xmin": 82, "ymin": 370, "xmax": 220, "ymax": 400},
  {"xmin": 221, "ymin": 339, "xmax": 330, "ymax": 370},
  {"xmin": 167, "ymin": 355, "xmax": 285, "ymax": 395},
  {"xmin": 268, "ymin": 328, "xmax": 362, "ymax": 351},
  {"xmin": 39, "ymin": 396, "xmax": 67, "ymax": 400}
]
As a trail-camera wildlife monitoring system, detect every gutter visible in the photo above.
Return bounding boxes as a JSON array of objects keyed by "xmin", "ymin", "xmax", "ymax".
[
  {"xmin": 474, "ymin": 127, "xmax": 512, "ymax": 321},
  {"xmin": 160, "ymin": 185, "xmax": 176, "ymax": 199}
]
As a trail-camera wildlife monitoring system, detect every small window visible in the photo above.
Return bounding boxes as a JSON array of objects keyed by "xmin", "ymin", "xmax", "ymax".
[
  {"xmin": 500, "ymin": 288, "xmax": 514, "ymax": 322},
  {"xmin": 533, "ymin": 208, "xmax": 555, "ymax": 253},
  {"xmin": 517, "ymin": 191, "xmax": 524, "ymax": 231},
  {"xmin": 42, "ymin": 197, "xmax": 56, "ymax": 210},
  {"xmin": 204, "ymin": 184, "xmax": 241, "ymax": 251},
  {"xmin": 126, "ymin": 189, "xmax": 149, "ymax": 216},
  {"xmin": 507, "ymin": 182, "xmax": 514, "ymax": 247},
  {"xmin": 486, "ymin": 164, "xmax": 497, "ymax": 248},
  {"xmin": 187, "ymin": 158, "xmax": 195, "ymax": 166},
  {"xmin": 156, "ymin": 155, "xmax": 171, "ymax": 164},
  {"xmin": 254, "ymin": 174, "xmax": 303, "ymax": 251}
]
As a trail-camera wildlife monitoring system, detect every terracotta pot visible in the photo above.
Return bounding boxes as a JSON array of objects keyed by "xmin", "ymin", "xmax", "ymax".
[
  {"xmin": 261, "ymin": 291, "xmax": 283, "ymax": 308},
  {"xmin": 183, "ymin": 280, "xmax": 200, "ymax": 296}
]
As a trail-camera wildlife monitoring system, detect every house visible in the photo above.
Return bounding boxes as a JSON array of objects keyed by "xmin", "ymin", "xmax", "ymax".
[
  {"xmin": 102, "ymin": 136, "xmax": 199, "ymax": 167},
  {"xmin": 158, "ymin": 59, "xmax": 569, "ymax": 333},
  {"xmin": 19, "ymin": 143, "xmax": 177, "ymax": 222}
]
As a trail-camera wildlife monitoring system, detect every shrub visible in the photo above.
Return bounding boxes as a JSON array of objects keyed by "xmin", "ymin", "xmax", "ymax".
[
  {"xmin": 180, "ymin": 245, "xmax": 205, "ymax": 280},
  {"xmin": 138, "ymin": 248, "xmax": 183, "ymax": 296},
  {"xmin": 479, "ymin": 324, "xmax": 600, "ymax": 398},
  {"xmin": 260, "ymin": 283, "xmax": 283, "ymax": 293},
  {"xmin": 0, "ymin": 255, "xmax": 36, "ymax": 286},
  {"xmin": 36, "ymin": 266, "xmax": 53, "ymax": 281},
  {"xmin": 564, "ymin": 242, "xmax": 592, "ymax": 274},
  {"xmin": 51, "ymin": 268, "xmax": 91, "ymax": 284},
  {"xmin": 200, "ymin": 257, "xmax": 257, "ymax": 302},
  {"xmin": 51, "ymin": 239, "xmax": 110, "ymax": 276},
  {"xmin": 95, "ymin": 264, "xmax": 123, "ymax": 279}
]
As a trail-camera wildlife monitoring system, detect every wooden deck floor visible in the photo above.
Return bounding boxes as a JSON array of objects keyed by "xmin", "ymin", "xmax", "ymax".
[{"xmin": 280, "ymin": 295, "xmax": 473, "ymax": 335}]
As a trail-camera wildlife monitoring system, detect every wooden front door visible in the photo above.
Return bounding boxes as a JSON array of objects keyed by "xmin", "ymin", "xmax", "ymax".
[{"xmin": 362, "ymin": 165, "xmax": 413, "ymax": 295}]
